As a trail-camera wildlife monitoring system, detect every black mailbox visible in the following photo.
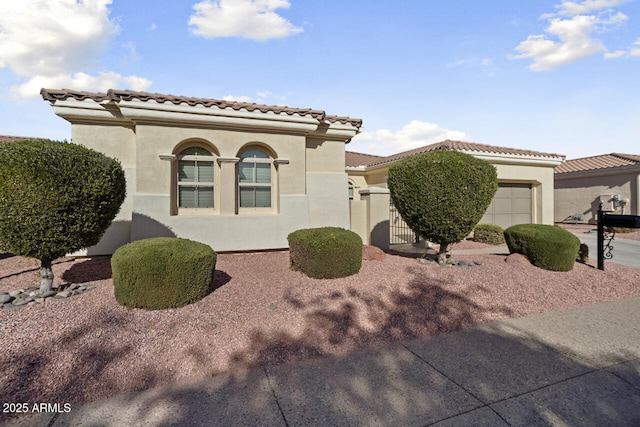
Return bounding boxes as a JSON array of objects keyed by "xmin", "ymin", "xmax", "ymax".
[{"xmin": 602, "ymin": 214, "xmax": 640, "ymax": 228}]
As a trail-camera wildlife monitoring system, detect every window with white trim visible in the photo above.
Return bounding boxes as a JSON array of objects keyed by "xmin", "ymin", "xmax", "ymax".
[
  {"xmin": 177, "ymin": 146, "xmax": 215, "ymax": 209},
  {"xmin": 238, "ymin": 148, "xmax": 272, "ymax": 208}
]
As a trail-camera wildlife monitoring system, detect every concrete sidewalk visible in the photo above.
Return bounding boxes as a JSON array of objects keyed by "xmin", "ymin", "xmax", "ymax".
[{"xmin": 4, "ymin": 297, "xmax": 640, "ymax": 427}]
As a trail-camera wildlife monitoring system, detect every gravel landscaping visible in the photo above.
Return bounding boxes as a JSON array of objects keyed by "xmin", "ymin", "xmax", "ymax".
[{"xmin": 1, "ymin": 236, "xmax": 640, "ymax": 421}]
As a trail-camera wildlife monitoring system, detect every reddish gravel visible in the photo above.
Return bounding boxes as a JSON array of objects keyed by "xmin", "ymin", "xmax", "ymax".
[{"xmin": 1, "ymin": 247, "xmax": 640, "ymax": 421}]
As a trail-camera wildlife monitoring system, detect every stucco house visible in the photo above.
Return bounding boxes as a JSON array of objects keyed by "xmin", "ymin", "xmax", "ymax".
[
  {"xmin": 346, "ymin": 141, "xmax": 565, "ymax": 244},
  {"xmin": 41, "ymin": 88, "xmax": 362, "ymax": 254},
  {"xmin": 555, "ymin": 153, "xmax": 640, "ymax": 224}
]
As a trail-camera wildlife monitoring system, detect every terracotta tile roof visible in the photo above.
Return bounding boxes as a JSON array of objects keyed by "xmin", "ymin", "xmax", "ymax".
[
  {"xmin": 345, "ymin": 151, "xmax": 385, "ymax": 167},
  {"xmin": 555, "ymin": 153, "xmax": 640, "ymax": 174},
  {"xmin": 346, "ymin": 140, "xmax": 564, "ymax": 168},
  {"xmin": 40, "ymin": 88, "xmax": 362, "ymax": 128},
  {"xmin": 0, "ymin": 135, "xmax": 44, "ymax": 142}
]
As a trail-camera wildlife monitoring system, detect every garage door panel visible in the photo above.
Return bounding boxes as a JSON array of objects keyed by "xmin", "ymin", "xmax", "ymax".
[
  {"xmin": 494, "ymin": 199, "xmax": 513, "ymax": 212},
  {"xmin": 495, "ymin": 187, "xmax": 512, "ymax": 198},
  {"xmin": 512, "ymin": 186, "xmax": 532, "ymax": 197},
  {"xmin": 513, "ymin": 199, "xmax": 532, "ymax": 214},
  {"xmin": 482, "ymin": 183, "xmax": 532, "ymax": 228}
]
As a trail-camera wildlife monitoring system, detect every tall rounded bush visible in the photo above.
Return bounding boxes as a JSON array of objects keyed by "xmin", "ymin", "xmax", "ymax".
[
  {"xmin": 112, "ymin": 237, "xmax": 216, "ymax": 310},
  {"xmin": 388, "ymin": 149, "xmax": 498, "ymax": 262},
  {"xmin": 0, "ymin": 139, "xmax": 126, "ymax": 293},
  {"xmin": 504, "ymin": 224, "xmax": 580, "ymax": 271},
  {"xmin": 288, "ymin": 227, "xmax": 362, "ymax": 279}
]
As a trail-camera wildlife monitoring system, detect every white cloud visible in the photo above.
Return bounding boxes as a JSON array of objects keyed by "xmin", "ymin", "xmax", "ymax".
[
  {"xmin": 350, "ymin": 120, "xmax": 470, "ymax": 156},
  {"xmin": 550, "ymin": 0, "xmax": 629, "ymax": 17},
  {"xmin": 189, "ymin": 0, "xmax": 303, "ymax": 40},
  {"xmin": 630, "ymin": 38, "xmax": 640, "ymax": 56},
  {"xmin": 222, "ymin": 94, "xmax": 253, "ymax": 103},
  {"xmin": 0, "ymin": 0, "xmax": 151, "ymax": 99},
  {"xmin": 513, "ymin": 0, "xmax": 634, "ymax": 70}
]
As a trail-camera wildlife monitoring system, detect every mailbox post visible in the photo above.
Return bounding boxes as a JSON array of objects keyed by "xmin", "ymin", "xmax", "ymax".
[{"xmin": 597, "ymin": 202, "xmax": 640, "ymax": 271}]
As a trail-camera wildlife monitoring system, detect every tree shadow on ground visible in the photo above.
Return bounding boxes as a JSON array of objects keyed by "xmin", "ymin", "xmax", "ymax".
[
  {"xmin": 40, "ymin": 299, "xmax": 640, "ymax": 426},
  {"xmin": 0, "ymin": 311, "xmax": 169, "ymax": 424},
  {"xmin": 227, "ymin": 266, "xmax": 514, "ymax": 371},
  {"xmin": 62, "ymin": 257, "xmax": 113, "ymax": 283}
]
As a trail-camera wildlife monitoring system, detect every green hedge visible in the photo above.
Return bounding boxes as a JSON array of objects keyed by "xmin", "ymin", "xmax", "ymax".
[
  {"xmin": 504, "ymin": 224, "xmax": 580, "ymax": 272},
  {"xmin": 473, "ymin": 223, "xmax": 505, "ymax": 245},
  {"xmin": 112, "ymin": 238, "xmax": 216, "ymax": 310},
  {"xmin": 288, "ymin": 227, "xmax": 362, "ymax": 279}
]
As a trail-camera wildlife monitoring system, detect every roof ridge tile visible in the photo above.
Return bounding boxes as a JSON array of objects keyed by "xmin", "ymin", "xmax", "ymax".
[{"xmin": 41, "ymin": 88, "xmax": 361, "ymax": 128}]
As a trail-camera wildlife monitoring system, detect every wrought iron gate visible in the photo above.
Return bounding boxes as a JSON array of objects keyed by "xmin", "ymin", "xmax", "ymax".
[{"xmin": 389, "ymin": 202, "xmax": 419, "ymax": 245}]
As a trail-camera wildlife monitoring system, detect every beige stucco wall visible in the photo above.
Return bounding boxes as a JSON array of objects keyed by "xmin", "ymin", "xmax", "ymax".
[
  {"xmin": 555, "ymin": 170, "xmax": 639, "ymax": 223},
  {"xmin": 51, "ymin": 97, "xmax": 359, "ymax": 254}
]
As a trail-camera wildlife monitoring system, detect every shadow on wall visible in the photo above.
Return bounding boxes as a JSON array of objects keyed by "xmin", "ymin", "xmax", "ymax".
[
  {"xmin": 86, "ymin": 213, "xmax": 177, "ymax": 256},
  {"xmin": 370, "ymin": 219, "xmax": 390, "ymax": 250},
  {"xmin": 130, "ymin": 212, "xmax": 177, "ymax": 241}
]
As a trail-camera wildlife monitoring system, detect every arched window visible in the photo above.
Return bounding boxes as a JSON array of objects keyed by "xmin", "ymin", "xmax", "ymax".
[
  {"xmin": 238, "ymin": 148, "xmax": 272, "ymax": 208},
  {"xmin": 177, "ymin": 146, "xmax": 215, "ymax": 209},
  {"xmin": 348, "ymin": 180, "xmax": 355, "ymax": 200}
]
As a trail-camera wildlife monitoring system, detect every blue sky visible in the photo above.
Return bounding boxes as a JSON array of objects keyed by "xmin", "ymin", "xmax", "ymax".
[{"xmin": 1, "ymin": 0, "xmax": 638, "ymax": 160}]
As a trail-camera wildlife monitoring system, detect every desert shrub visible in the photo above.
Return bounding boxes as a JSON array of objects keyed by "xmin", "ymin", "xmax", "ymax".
[
  {"xmin": 474, "ymin": 223, "xmax": 505, "ymax": 245},
  {"xmin": 504, "ymin": 224, "xmax": 580, "ymax": 272},
  {"xmin": 388, "ymin": 149, "xmax": 498, "ymax": 262},
  {"xmin": 577, "ymin": 243, "xmax": 589, "ymax": 263},
  {"xmin": 288, "ymin": 227, "xmax": 362, "ymax": 279},
  {"xmin": 112, "ymin": 237, "xmax": 216, "ymax": 310},
  {"xmin": 0, "ymin": 139, "xmax": 126, "ymax": 293}
]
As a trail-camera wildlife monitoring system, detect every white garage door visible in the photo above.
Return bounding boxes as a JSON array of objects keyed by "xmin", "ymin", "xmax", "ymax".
[{"xmin": 481, "ymin": 183, "xmax": 532, "ymax": 229}]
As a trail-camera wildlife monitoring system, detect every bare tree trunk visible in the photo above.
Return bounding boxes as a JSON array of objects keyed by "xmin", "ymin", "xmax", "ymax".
[
  {"xmin": 437, "ymin": 244, "xmax": 449, "ymax": 264},
  {"xmin": 40, "ymin": 259, "xmax": 54, "ymax": 294}
]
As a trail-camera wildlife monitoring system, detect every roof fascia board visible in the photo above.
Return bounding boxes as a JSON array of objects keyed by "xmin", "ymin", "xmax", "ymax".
[
  {"xmin": 462, "ymin": 150, "xmax": 565, "ymax": 167},
  {"xmin": 51, "ymin": 99, "xmax": 132, "ymax": 125}
]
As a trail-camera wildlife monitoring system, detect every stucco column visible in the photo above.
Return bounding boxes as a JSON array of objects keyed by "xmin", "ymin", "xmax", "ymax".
[
  {"xmin": 218, "ymin": 158, "xmax": 239, "ymax": 215},
  {"xmin": 359, "ymin": 187, "xmax": 390, "ymax": 250}
]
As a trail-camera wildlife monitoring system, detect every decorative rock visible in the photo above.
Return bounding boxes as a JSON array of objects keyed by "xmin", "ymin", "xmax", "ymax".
[
  {"xmin": 474, "ymin": 261, "xmax": 483, "ymax": 266},
  {"xmin": 505, "ymin": 253, "xmax": 530, "ymax": 265},
  {"xmin": 362, "ymin": 245, "xmax": 386, "ymax": 261},
  {"xmin": 0, "ymin": 282, "xmax": 96, "ymax": 310},
  {"xmin": 12, "ymin": 298, "xmax": 30, "ymax": 306}
]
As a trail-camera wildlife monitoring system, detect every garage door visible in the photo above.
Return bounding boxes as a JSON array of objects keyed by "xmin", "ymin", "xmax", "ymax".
[{"xmin": 481, "ymin": 183, "xmax": 532, "ymax": 229}]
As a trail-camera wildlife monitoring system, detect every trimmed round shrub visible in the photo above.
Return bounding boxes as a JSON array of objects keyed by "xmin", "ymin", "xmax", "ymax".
[
  {"xmin": 474, "ymin": 223, "xmax": 505, "ymax": 245},
  {"xmin": 288, "ymin": 227, "xmax": 362, "ymax": 279},
  {"xmin": 504, "ymin": 224, "xmax": 580, "ymax": 272},
  {"xmin": 112, "ymin": 238, "xmax": 216, "ymax": 310},
  {"xmin": 388, "ymin": 149, "xmax": 498, "ymax": 261},
  {"xmin": 0, "ymin": 139, "xmax": 126, "ymax": 292}
]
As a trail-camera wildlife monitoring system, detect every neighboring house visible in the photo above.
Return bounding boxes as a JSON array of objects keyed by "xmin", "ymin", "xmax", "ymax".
[
  {"xmin": 346, "ymin": 140, "xmax": 565, "ymax": 238},
  {"xmin": 41, "ymin": 89, "xmax": 362, "ymax": 254},
  {"xmin": 555, "ymin": 153, "xmax": 640, "ymax": 224},
  {"xmin": 0, "ymin": 135, "xmax": 42, "ymax": 142}
]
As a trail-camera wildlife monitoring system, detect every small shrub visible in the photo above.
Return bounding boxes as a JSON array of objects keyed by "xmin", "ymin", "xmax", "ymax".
[
  {"xmin": 112, "ymin": 237, "xmax": 216, "ymax": 310},
  {"xmin": 288, "ymin": 227, "xmax": 362, "ymax": 279},
  {"xmin": 504, "ymin": 224, "xmax": 580, "ymax": 272},
  {"xmin": 473, "ymin": 224, "xmax": 505, "ymax": 245},
  {"xmin": 577, "ymin": 243, "xmax": 589, "ymax": 263}
]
